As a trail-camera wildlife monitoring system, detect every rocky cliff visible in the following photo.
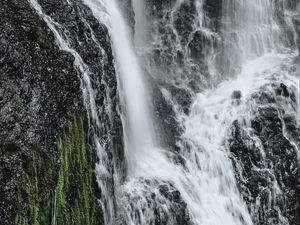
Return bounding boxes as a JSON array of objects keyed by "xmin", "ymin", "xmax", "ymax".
[
  {"xmin": 0, "ymin": 0, "xmax": 121, "ymax": 224},
  {"xmin": 1, "ymin": 0, "xmax": 300, "ymax": 225}
]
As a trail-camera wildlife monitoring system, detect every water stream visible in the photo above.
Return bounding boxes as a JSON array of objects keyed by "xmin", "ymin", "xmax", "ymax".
[{"xmin": 27, "ymin": 0, "xmax": 299, "ymax": 224}]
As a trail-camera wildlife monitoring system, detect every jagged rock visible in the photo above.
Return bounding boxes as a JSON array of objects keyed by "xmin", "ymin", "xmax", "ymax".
[
  {"xmin": 228, "ymin": 83, "xmax": 300, "ymax": 225},
  {"xmin": 203, "ymin": 0, "xmax": 223, "ymax": 31},
  {"xmin": 116, "ymin": 179, "xmax": 191, "ymax": 225},
  {"xmin": 280, "ymin": 83, "xmax": 289, "ymax": 97},
  {"xmin": 0, "ymin": 0, "xmax": 121, "ymax": 224}
]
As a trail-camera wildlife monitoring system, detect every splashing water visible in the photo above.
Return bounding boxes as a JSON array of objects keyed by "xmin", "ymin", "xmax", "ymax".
[
  {"xmin": 117, "ymin": 0, "xmax": 299, "ymax": 224},
  {"xmin": 28, "ymin": 0, "xmax": 300, "ymax": 224}
]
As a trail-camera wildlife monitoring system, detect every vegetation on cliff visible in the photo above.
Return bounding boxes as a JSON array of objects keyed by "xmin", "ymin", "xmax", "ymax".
[{"xmin": 15, "ymin": 117, "xmax": 102, "ymax": 225}]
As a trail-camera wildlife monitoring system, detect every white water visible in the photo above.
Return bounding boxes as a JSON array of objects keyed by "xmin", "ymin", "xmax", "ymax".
[
  {"xmin": 132, "ymin": 0, "xmax": 148, "ymax": 48},
  {"xmin": 119, "ymin": 0, "xmax": 299, "ymax": 224},
  {"xmin": 28, "ymin": 0, "xmax": 299, "ymax": 224},
  {"xmin": 82, "ymin": 0, "xmax": 156, "ymax": 172}
]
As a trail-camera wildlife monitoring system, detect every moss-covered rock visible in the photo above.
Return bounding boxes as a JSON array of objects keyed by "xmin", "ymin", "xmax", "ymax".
[
  {"xmin": 55, "ymin": 116, "xmax": 102, "ymax": 225},
  {"xmin": 14, "ymin": 116, "xmax": 102, "ymax": 225},
  {"xmin": 14, "ymin": 147, "xmax": 55, "ymax": 225}
]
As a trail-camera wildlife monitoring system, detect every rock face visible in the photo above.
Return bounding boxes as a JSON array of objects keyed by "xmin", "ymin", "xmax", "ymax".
[
  {"xmin": 1, "ymin": 0, "xmax": 300, "ymax": 225},
  {"xmin": 0, "ymin": 0, "xmax": 83, "ymax": 223},
  {"xmin": 228, "ymin": 81, "xmax": 300, "ymax": 224},
  {"xmin": 142, "ymin": 0, "xmax": 221, "ymax": 156},
  {"xmin": 293, "ymin": 10, "xmax": 300, "ymax": 54},
  {"xmin": 116, "ymin": 179, "xmax": 191, "ymax": 225},
  {"xmin": 0, "ymin": 0, "xmax": 122, "ymax": 224}
]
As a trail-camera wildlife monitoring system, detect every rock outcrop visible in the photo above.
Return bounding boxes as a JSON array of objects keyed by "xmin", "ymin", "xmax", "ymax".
[
  {"xmin": 0, "ymin": 0, "xmax": 122, "ymax": 224},
  {"xmin": 0, "ymin": 0, "xmax": 83, "ymax": 223},
  {"xmin": 228, "ymin": 81, "xmax": 300, "ymax": 224}
]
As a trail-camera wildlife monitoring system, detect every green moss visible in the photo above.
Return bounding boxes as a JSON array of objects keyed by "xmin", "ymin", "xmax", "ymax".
[
  {"xmin": 55, "ymin": 116, "xmax": 100, "ymax": 225},
  {"xmin": 15, "ymin": 116, "xmax": 102, "ymax": 225},
  {"xmin": 15, "ymin": 147, "xmax": 54, "ymax": 225}
]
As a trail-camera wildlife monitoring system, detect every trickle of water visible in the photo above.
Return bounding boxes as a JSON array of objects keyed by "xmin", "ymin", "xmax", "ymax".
[{"xmin": 27, "ymin": 0, "xmax": 118, "ymax": 223}]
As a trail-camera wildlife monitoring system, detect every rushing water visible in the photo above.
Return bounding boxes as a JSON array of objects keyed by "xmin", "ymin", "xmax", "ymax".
[
  {"xmin": 122, "ymin": 0, "xmax": 299, "ymax": 224},
  {"xmin": 28, "ymin": 0, "xmax": 299, "ymax": 224},
  {"xmin": 81, "ymin": 0, "xmax": 156, "ymax": 173}
]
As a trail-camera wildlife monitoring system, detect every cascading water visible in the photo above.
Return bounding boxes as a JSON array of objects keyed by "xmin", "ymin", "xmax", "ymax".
[
  {"xmin": 219, "ymin": 0, "xmax": 281, "ymax": 75},
  {"xmin": 118, "ymin": 0, "xmax": 299, "ymax": 224},
  {"xmin": 27, "ymin": 0, "xmax": 300, "ymax": 224},
  {"xmin": 81, "ymin": 0, "xmax": 156, "ymax": 172}
]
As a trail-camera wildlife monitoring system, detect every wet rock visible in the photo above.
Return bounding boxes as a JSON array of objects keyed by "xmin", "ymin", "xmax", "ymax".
[
  {"xmin": 203, "ymin": 0, "xmax": 223, "ymax": 31},
  {"xmin": 280, "ymin": 83, "xmax": 289, "ymax": 97},
  {"xmin": 0, "ymin": 0, "xmax": 84, "ymax": 223},
  {"xmin": 231, "ymin": 90, "xmax": 242, "ymax": 99},
  {"xmin": 228, "ymin": 83, "xmax": 300, "ymax": 225},
  {"xmin": 188, "ymin": 30, "xmax": 216, "ymax": 62},
  {"xmin": 0, "ymin": 0, "xmax": 120, "ymax": 224},
  {"xmin": 117, "ymin": 179, "xmax": 191, "ymax": 225},
  {"xmin": 145, "ymin": 0, "xmax": 177, "ymax": 14},
  {"xmin": 150, "ymin": 78, "xmax": 185, "ymax": 154}
]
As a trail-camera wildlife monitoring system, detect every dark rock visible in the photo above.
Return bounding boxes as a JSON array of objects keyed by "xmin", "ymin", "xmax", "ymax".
[
  {"xmin": 0, "ymin": 0, "xmax": 84, "ymax": 223},
  {"xmin": 280, "ymin": 83, "xmax": 289, "ymax": 97},
  {"xmin": 188, "ymin": 30, "xmax": 216, "ymax": 62},
  {"xmin": 0, "ymin": 0, "xmax": 122, "ymax": 224},
  {"xmin": 228, "ymin": 83, "xmax": 300, "ymax": 225},
  {"xmin": 203, "ymin": 0, "xmax": 223, "ymax": 31},
  {"xmin": 117, "ymin": 179, "xmax": 191, "ymax": 225},
  {"xmin": 231, "ymin": 90, "xmax": 242, "ymax": 99}
]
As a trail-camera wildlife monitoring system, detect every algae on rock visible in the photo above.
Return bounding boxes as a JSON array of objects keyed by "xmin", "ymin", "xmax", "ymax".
[
  {"xmin": 15, "ymin": 147, "xmax": 55, "ymax": 225},
  {"xmin": 55, "ymin": 116, "xmax": 101, "ymax": 225},
  {"xmin": 15, "ymin": 116, "xmax": 102, "ymax": 225}
]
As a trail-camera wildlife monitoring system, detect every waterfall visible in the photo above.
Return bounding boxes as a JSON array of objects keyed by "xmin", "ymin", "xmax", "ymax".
[
  {"xmin": 27, "ymin": 0, "xmax": 299, "ymax": 224},
  {"xmin": 218, "ymin": 0, "xmax": 281, "ymax": 76},
  {"xmin": 132, "ymin": 0, "xmax": 148, "ymax": 48},
  {"xmin": 82, "ymin": 0, "xmax": 156, "ymax": 172},
  {"xmin": 117, "ymin": 0, "xmax": 299, "ymax": 224}
]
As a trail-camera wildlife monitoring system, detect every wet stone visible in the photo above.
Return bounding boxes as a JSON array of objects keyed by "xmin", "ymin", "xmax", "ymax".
[{"xmin": 232, "ymin": 90, "xmax": 242, "ymax": 99}]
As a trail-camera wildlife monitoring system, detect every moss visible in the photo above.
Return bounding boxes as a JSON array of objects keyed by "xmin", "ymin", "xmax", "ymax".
[
  {"xmin": 15, "ymin": 116, "xmax": 102, "ymax": 225},
  {"xmin": 15, "ymin": 147, "xmax": 55, "ymax": 225},
  {"xmin": 55, "ymin": 116, "xmax": 101, "ymax": 225}
]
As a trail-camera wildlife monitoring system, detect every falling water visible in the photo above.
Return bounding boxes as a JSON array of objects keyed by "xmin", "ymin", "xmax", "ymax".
[
  {"xmin": 27, "ymin": 0, "xmax": 299, "ymax": 224},
  {"xmin": 218, "ymin": 0, "xmax": 281, "ymax": 76},
  {"xmin": 132, "ymin": 0, "xmax": 148, "ymax": 48},
  {"xmin": 117, "ymin": 0, "xmax": 299, "ymax": 224},
  {"xmin": 82, "ymin": 0, "xmax": 156, "ymax": 171}
]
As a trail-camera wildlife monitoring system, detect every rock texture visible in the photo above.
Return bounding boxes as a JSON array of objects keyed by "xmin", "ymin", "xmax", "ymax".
[
  {"xmin": 0, "ymin": 0, "xmax": 83, "ymax": 224},
  {"xmin": 228, "ymin": 81, "xmax": 300, "ymax": 224},
  {"xmin": 116, "ymin": 179, "xmax": 191, "ymax": 225},
  {"xmin": 1, "ymin": 0, "xmax": 300, "ymax": 225},
  {"xmin": 0, "ymin": 0, "xmax": 121, "ymax": 224}
]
